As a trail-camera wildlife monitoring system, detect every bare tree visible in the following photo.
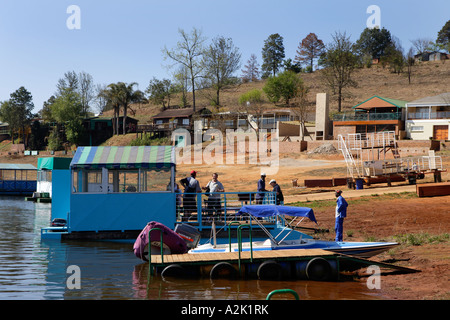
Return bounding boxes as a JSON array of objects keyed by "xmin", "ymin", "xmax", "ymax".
[
  {"xmin": 163, "ymin": 28, "xmax": 207, "ymax": 111},
  {"xmin": 406, "ymin": 47, "xmax": 415, "ymax": 84},
  {"xmin": 78, "ymin": 71, "xmax": 95, "ymax": 118},
  {"xmin": 94, "ymin": 84, "xmax": 108, "ymax": 114},
  {"xmin": 202, "ymin": 36, "xmax": 241, "ymax": 109},
  {"xmin": 241, "ymin": 54, "xmax": 260, "ymax": 82},
  {"xmin": 411, "ymin": 38, "xmax": 433, "ymax": 55},
  {"xmin": 295, "ymin": 33, "xmax": 325, "ymax": 72},
  {"xmin": 237, "ymin": 89, "xmax": 267, "ymax": 140},
  {"xmin": 321, "ymin": 32, "xmax": 358, "ymax": 112},
  {"xmin": 288, "ymin": 79, "xmax": 310, "ymax": 141}
]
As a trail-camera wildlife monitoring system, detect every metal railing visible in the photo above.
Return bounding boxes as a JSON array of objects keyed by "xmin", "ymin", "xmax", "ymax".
[
  {"xmin": 176, "ymin": 191, "xmax": 277, "ymax": 230},
  {"xmin": 332, "ymin": 112, "xmax": 402, "ymax": 121},
  {"xmin": 407, "ymin": 111, "xmax": 450, "ymax": 120}
]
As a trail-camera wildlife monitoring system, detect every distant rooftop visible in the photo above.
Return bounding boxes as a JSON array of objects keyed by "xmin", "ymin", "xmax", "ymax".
[
  {"xmin": 0, "ymin": 163, "xmax": 37, "ymax": 170},
  {"xmin": 353, "ymin": 96, "xmax": 408, "ymax": 110},
  {"xmin": 407, "ymin": 92, "xmax": 450, "ymax": 107}
]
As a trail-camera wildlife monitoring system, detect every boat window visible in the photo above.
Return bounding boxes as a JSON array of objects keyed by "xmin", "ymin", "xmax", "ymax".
[
  {"xmin": 108, "ymin": 170, "xmax": 139, "ymax": 193},
  {"xmin": 72, "ymin": 170, "xmax": 105, "ymax": 193},
  {"xmin": 72, "ymin": 168, "xmax": 172, "ymax": 193},
  {"xmin": 140, "ymin": 168, "xmax": 172, "ymax": 192}
]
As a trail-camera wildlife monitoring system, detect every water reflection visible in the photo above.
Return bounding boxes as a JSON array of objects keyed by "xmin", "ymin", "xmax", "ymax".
[
  {"xmin": 0, "ymin": 196, "xmax": 382, "ymax": 300},
  {"xmin": 133, "ymin": 263, "xmax": 381, "ymax": 300}
]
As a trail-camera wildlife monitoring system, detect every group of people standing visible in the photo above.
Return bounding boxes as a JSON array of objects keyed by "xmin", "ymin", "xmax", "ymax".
[
  {"xmin": 178, "ymin": 171, "xmax": 284, "ymax": 215},
  {"xmin": 177, "ymin": 170, "xmax": 348, "ymax": 242},
  {"xmin": 256, "ymin": 172, "xmax": 284, "ymax": 205},
  {"xmin": 178, "ymin": 171, "xmax": 224, "ymax": 216}
]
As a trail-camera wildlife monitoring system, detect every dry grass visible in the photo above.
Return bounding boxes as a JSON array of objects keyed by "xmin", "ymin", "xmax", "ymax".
[{"xmin": 103, "ymin": 60, "xmax": 450, "ymax": 124}]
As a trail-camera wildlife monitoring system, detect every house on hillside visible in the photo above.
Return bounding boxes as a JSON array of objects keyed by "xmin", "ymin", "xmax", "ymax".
[
  {"xmin": 405, "ymin": 92, "xmax": 450, "ymax": 140},
  {"xmin": 332, "ymin": 96, "xmax": 407, "ymax": 138},
  {"xmin": 83, "ymin": 116, "xmax": 138, "ymax": 146},
  {"xmin": 152, "ymin": 107, "xmax": 211, "ymax": 129},
  {"xmin": 414, "ymin": 51, "xmax": 449, "ymax": 62}
]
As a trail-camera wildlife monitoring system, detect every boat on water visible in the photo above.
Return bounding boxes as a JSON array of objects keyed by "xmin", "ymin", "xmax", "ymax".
[
  {"xmin": 40, "ymin": 146, "xmax": 286, "ymax": 242},
  {"xmin": 189, "ymin": 205, "xmax": 398, "ymax": 259}
]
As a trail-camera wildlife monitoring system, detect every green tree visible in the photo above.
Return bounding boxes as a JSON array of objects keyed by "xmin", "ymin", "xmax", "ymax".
[
  {"xmin": 51, "ymin": 88, "xmax": 85, "ymax": 146},
  {"xmin": 263, "ymin": 70, "xmax": 303, "ymax": 105},
  {"xmin": 56, "ymin": 71, "xmax": 95, "ymax": 118},
  {"xmin": 0, "ymin": 87, "xmax": 34, "ymax": 145},
  {"xmin": 321, "ymin": 32, "xmax": 358, "ymax": 112},
  {"xmin": 101, "ymin": 82, "xmax": 144, "ymax": 135},
  {"xmin": 261, "ymin": 33, "xmax": 285, "ymax": 77},
  {"xmin": 99, "ymin": 83, "xmax": 122, "ymax": 135},
  {"xmin": 146, "ymin": 78, "xmax": 176, "ymax": 109},
  {"xmin": 116, "ymin": 82, "xmax": 145, "ymax": 135},
  {"xmin": 384, "ymin": 38, "xmax": 405, "ymax": 74},
  {"xmin": 436, "ymin": 20, "xmax": 450, "ymax": 50},
  {"xmin": 0, "ymin": 100, "xmax": 19, "ymax": 142},
  {"xmin": 355, "ymin": 27, "xmax": 392, "ymax": 59}
]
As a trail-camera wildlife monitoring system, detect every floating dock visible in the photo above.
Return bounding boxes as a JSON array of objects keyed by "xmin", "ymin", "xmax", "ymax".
[{"xmin": 148, "ymin": 248, "xmax": 418, "ymax": 281}]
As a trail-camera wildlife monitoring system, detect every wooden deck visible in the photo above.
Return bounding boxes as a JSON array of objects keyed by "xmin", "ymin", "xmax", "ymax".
[{"xmin": 150, "ymin": 248, "xmax": 335, "ymax": 265}]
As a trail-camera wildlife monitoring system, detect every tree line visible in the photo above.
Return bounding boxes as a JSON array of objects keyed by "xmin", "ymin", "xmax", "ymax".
[{"xmin": 0, "ymin": 20, "xmax": 448, "ymax": 149}]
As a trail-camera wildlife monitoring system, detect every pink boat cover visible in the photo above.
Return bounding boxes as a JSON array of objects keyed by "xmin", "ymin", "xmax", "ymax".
[{"xmin": 133, "ymin": 221, "xmax": 188, "ymax": 261}]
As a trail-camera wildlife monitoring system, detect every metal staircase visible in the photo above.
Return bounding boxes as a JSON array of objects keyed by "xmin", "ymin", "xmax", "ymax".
[{"xmin": 338, "ymin": 131, "xmax": 399, "ymax": 179}]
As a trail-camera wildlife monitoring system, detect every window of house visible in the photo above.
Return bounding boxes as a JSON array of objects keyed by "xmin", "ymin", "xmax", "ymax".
[
  {"xmin": 182, "ymin": 118, "xmax": 189, "ymax": 125},
  {"xmin": 411, "ymin": 126, "xmax": 424, "ymax": 132}
]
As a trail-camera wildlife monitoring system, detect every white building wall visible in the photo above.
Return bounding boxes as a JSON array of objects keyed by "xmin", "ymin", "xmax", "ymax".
[{"xmin": 406, "ymin": 120, "xmax": 450, "ymax": 140}]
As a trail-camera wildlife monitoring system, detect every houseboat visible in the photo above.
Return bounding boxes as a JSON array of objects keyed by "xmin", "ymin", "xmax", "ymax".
[
  {"xmin": 26, "ymin": 157, "xmax": 72, "ymax": 202},
  {"xmin": 0, "ymin": 163, "xmax": 37, "ymax": 196},
  {"xmin": 41, "ymin": 145, "xmax": 285, "ymax": 242}
]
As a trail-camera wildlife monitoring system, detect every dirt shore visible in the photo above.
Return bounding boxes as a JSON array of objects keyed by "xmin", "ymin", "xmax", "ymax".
[
  {"xmin": 1, "ymin": 151, "xmax": 449, "ymax": 300},
  {"xmin": 177, "ymin": 152, "xmax": 450, "ymax": 300}
]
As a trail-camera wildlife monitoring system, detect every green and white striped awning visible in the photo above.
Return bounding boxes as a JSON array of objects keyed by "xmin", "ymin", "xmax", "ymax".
[{"xmin": 70, "ymin": 146, "xmax": 175, "ymax": 170}]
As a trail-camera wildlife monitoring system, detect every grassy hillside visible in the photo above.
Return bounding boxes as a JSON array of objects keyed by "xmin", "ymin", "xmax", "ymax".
[{"xmin": 104, "ymin": 60, "xmax": 450, "ymax": 125}]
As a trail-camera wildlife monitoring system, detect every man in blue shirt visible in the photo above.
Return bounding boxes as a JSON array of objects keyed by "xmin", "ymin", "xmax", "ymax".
[
  {"xmin": 335, "ymin": 190, "xmax": 348, "ymax": 242},
  {"xmin": 255, "ymin": 173, "xmax": 267, "ymax": 204},
  {"xmin": 269, "ymin": 179, "xmax": 284, "ymax": 205}
]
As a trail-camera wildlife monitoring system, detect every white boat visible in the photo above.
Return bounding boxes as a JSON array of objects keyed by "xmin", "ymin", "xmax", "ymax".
[{"xmin": 189, "ymin": 205, "xmax": 398, "ymax": 259}]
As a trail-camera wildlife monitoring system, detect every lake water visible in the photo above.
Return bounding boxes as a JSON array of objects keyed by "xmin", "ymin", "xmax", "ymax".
[{"xmin": 0, "ymin": 196, "xmax": 383, "ymax": 300}]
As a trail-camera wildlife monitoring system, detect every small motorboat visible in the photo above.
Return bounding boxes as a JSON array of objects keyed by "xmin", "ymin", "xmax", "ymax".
[{"xmin": 189, "ymin": 205, "xmax": 398, "ymax": 259}]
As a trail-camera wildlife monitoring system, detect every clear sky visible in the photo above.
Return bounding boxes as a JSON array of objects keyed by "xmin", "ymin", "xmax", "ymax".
[{"xmin": 0, "ymin": 0, "xmax": 448, "ymax": 113}]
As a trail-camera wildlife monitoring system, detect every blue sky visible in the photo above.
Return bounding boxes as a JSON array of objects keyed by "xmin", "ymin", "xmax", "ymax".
[{"xmin": 0, "ymin": 0, "xmax": 448, "ymax": 113}]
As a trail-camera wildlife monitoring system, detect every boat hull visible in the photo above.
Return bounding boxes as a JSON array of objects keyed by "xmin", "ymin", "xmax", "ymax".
[{"xmin": 190, "ymin": 239, "xmax": 398, "ymax": 258}]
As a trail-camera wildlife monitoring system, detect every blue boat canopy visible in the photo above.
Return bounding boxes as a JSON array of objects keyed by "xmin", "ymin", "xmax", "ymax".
[
  {"xmin": 70, "ymin": 146, "xmax": 176, "ymax": 169},
  {"xmin": 238, "ymin": 205, "xmax": 317, "ymax": 223}
]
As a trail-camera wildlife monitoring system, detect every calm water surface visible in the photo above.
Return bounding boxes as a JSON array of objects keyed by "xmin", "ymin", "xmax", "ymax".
[{"xmin": 0, "ymin": 196, "xmax": 383, "ymax": 300}]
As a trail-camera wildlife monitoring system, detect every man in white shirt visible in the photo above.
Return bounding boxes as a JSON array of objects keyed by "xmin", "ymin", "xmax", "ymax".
[{"xmin": 203, "ymin": 173, "xmax": 225, "ymax": 214}]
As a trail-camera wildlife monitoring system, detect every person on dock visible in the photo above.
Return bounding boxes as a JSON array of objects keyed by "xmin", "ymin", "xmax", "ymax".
[
  {"xmin": 269, "ymin": 179, "xmax": 284, "ymax": 205},
  {"xmin": 255, "ymin": 173, "xmax": 268, "ymax": 204},
  {"xmin": 334, "ymin": 190, "xmax": 348, "ymax": 242},
  {"xmin": 180, "ymin": 170, "xmax": 201, "ymax": 217},
  {"xmin": 203, "ymin": 173, "xmax": 225, "ymax": 214}
]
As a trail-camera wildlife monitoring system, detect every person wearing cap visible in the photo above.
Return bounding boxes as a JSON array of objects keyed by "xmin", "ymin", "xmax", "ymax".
[
  {"xmin": 255, "ymin": 173, "xmax": 268, "ymax": 204},
  {"xmin": 334, "ymin": 190, "xmax": 348, "ymax": 242},
  {"xmin": 269, "ymin": 179, "xmax": 284, "ymax": 205},
  {"xmin": 180, "ymin": 170, "xmax": 201, "ymax": 217}
]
